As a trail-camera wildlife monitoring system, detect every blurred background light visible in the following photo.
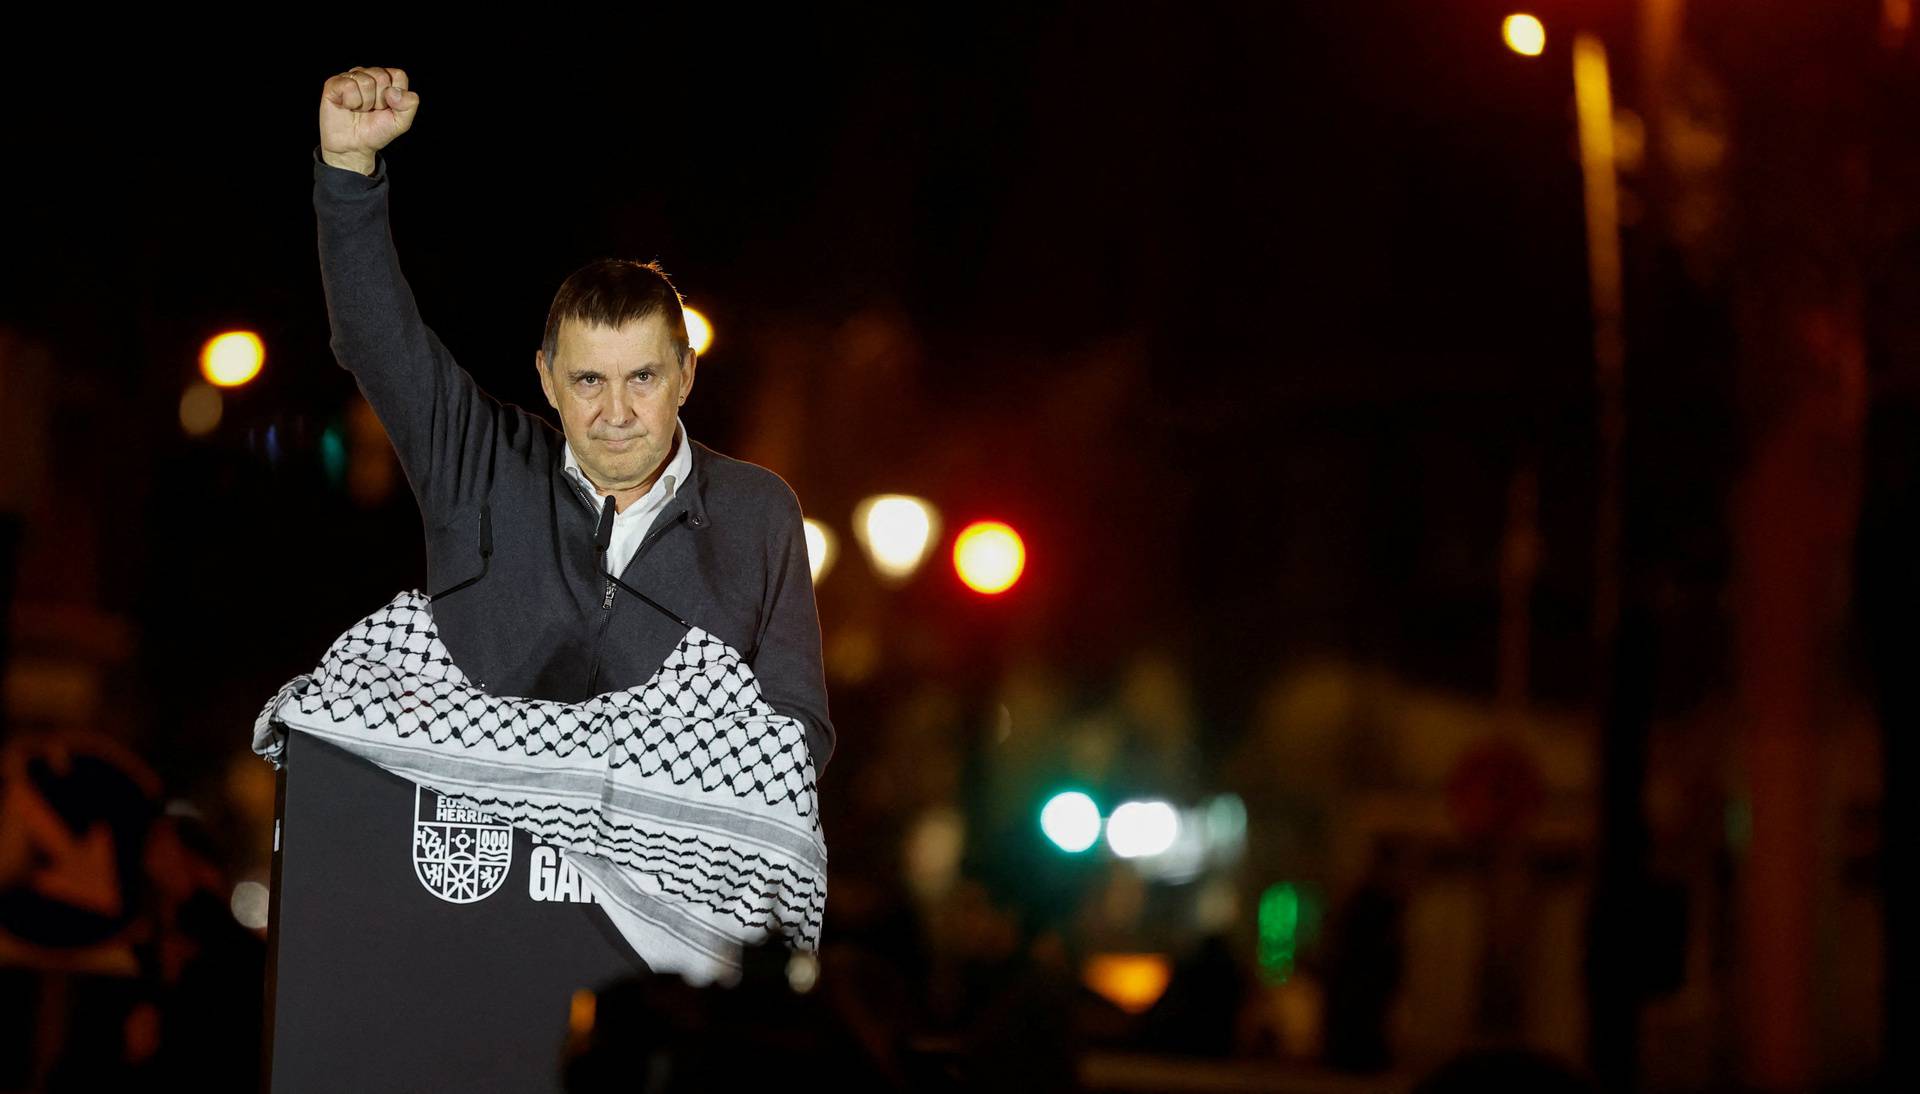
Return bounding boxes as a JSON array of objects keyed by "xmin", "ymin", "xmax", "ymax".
[
  {"xmin": 320, "ymin": 424, "xmax": 348, "ymax": 488},
  {"xmin": 803, "ymin": 517, "xmax": 836, "ymax": 585},
  {"xmin": 1106, "ymin": 799, "xmax": 1179, "ymax": 859},
  {"xmin": 1083, "ymin": 954, "xmax": 1172, "ymax": 1015},
  {"xmin": 201, "ymin": 330, "xmax": 265, "ymax": 387},
  {"xmin": 1503, "ymin": 13, "xmax": 1546, "ymax": 56},
  {"xmin": 953, "ymin": 520, "xmax": 1025, "ymax": 595},
  {"xmin": 230, "ymin": 879, "xmax": 269, "ymax": 930},
  {"xmin": 179, "ymin": 382, "xmax": 223, "ymax": 436},
  {"xmin": 854, "ymin": 494, "xmax": 939, "ymax": 584},
  {"xmin": 1258, "ymin": 882, "xmax": 1301, "ymax": 984},
  {"xmin": 1204, "ymin": 793, "xmax": 1248, "ymax": 864},
  {"xmin": 1128, "ymin": 803, "xmax": 1210, "ymax": 882},
  {"xmin": 786, "ymin": 952, "xmax": 819, "ymax": 993},
  {"xmin": 683, "ymin": 305, "xmax": 714, "ymax": 356},
  {"xmin": 1040, "ymin": 790, "xmax": 1102, "ymax": 853}
]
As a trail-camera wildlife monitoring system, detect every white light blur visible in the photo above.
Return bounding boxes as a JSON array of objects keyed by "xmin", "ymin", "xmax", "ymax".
[
  {"xmin": 1040, "ymin": 791, "xmax": 1102, "ymax": 853},
  {"xmin": 804, "ymin": 518, "xmax": 836, "ymax": 585},
  {"xmin": 1130, "ymin": 804, "xmax": 1208, "ymax": 883},
  {"xmin": 786, "ymin": 951, "xmax": 819, "ymax": 993},
  {"xmin": 231, "ymin": 880, "xmax": 270, "ymax": 930},
  {"xmin": 1107, "ymin": 800, "xmax": 1180, "ymax": 859},
  {"xmin": 683, "ymin": 306, "xmax": 714, "ymax": 356},
  {"xmin": 853, "ymin": 494, "xmax": 939, "ymax": 584},
  {"xmin": 1503, "ymin": 13, "xmax": 1546, "ymax": 57},
  {"xmin": 1204, "ymin": 793, "xmax": 1248, "ymax": 864}
]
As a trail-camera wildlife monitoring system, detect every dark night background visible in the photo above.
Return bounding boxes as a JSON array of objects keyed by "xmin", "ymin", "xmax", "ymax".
[{"xmin": 2, "ymin": 3, "xmax": 1912, "ymax": 1091}]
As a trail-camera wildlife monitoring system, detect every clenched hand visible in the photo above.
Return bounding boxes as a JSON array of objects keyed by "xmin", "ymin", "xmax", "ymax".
[{"xmin": 319, "ymin": 66, "xmax": 419, "ymax": 176}]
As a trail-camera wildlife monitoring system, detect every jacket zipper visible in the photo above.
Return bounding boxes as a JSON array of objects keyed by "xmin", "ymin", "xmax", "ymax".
[
  {"xmin": 585, "ymin": 512, "xmax": 687, "ymax": 693},
  {"xmin": 572, "ymin": 470, "xmax": 691, "ymax": 690}
]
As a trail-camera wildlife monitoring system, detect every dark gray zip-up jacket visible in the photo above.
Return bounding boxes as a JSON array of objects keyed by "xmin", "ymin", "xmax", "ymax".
[{"xmin": 311, "ymin": 145, "xmax": 835, "ymax": 773}]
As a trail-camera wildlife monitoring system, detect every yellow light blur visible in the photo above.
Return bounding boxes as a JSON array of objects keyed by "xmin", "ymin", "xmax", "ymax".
[
  {"xmin": 804, "ymin": 518, "xmax": 837, "ymax": 585},
  {"xmin": 568, "ymin": 989, "xmax": 596, "ymax": 1037},
  {"xmin": 201, "ymin": 330, "xmax": 265, "ymax": 387},
  {"xmin": 683, "ymin": 306, "xmax": 714, "ymax": 356},
  {"xmin": 179, "ymin": 382, "xmax": 223, "ymax": 436},
  {"xmin": 1083, "ymin": 954, "xmax": 1172, "ymax": 1015},
  {"xmin": 854, "ymin": 494, "xmax": 940, "ymax": 584},
  {"xmin": 953, "ymin": 520, "xmax": 1026, "ymax": 595},
  {"xmin": 1503, "ymin": 13, "xmax": 1546, "ymax": 56}
]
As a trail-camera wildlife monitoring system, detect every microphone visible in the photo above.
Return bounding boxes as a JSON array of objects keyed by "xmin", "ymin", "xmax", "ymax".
[
  {"xmin": 595, "ymin": 493, "xmax": 616, "ymax": 554},
  {"xmin": 592, "ymin": 494, "xmax": 691, "ymax": 629},
  {"xmin": 427, "ymin": 502, "xmax": 493, "ymax": 603}
]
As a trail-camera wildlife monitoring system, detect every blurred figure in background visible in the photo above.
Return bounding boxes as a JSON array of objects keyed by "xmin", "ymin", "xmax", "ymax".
[
  {"xmin": 921, "ymin": 878, "xmax": 1083, "ymax": 1092},
  {"xmin": 122, "ymin": 803, "xmax": 265, "ymax": 1092},
  {"xmin": 1321, "ymin": 840, "xmax": 1411, "ymax": 1073},
  {"xmin": 1137, "ymin": 930, "xmax": 1251, "ymax": 1057},
  {"xmin": 562, "ymin": 935, "xmax": 899, "ymax": 1093}
]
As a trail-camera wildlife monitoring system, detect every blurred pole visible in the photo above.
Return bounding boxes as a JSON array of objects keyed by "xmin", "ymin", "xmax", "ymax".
[
  {"xmin": 1718, "ymin": 6, "xmax": 1869, "ymax": 1089},
  {"xmin": 1577, "ymin": 35, "xmax": 1626, "ymax": 657},
  {"xmin": 0, "ymin": 513, "xmax": 17, "ymax": 740},
  {"xmin": 1573, "ymin": 29, "xmax": 1649, "ymax": 1094},
  {"xmin": 0, "ymin": 332, "xmax": 51, "ymax": 743},
  {"xmin": 1859, "ymin": 8, "xmax": 1920, "ymax": 1089},
  {"xmin": 1477, "ymin": 461, "xmax": 1540, "ymax": 1038}
]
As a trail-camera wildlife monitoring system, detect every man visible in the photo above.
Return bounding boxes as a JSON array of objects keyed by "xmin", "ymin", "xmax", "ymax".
[{"xmin": 312, "ymin": 65, "xmax": 834, "ymax": 774}]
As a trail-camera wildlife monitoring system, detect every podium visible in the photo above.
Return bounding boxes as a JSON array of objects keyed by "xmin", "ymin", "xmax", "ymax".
[{"xmin": 262, "ymin": 728, "xmax": 649, "ymax": 1093}]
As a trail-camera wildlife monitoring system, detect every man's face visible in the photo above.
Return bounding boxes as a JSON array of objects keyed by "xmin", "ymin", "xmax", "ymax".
[{"xmin": 535, "ymin": 314, "xmax": 696, "ymax": 495}]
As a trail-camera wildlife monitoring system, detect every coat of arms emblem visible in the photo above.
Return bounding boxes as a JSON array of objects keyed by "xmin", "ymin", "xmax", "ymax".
[{"xmin": 412, "ymin": 786, "xmax": 513, "ymax": 903}]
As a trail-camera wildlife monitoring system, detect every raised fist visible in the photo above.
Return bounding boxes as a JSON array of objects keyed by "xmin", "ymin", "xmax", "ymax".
[{"xmin": 318, "ymin": 66, "xmax": 420, "ymax": 175}]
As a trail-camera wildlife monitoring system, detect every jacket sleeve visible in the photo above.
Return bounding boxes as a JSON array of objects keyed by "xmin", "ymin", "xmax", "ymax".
[
  {"xmin": 312, "ymin": 144, "xmax": 514, "ymax": 522},
  {"xmin": 751, "ymin": 481, "xmax": 837, "ymax": 775}
]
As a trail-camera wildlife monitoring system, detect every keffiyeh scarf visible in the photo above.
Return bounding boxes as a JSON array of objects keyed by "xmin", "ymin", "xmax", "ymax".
[{"xmin": 252, "ymin": 589, "xmax": 827, "ymax": 986}]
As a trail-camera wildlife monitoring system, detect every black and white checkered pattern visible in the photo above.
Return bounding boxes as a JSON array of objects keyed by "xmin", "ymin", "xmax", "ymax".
[
  {"xmin": 278, "ymin": 594, "xmax": 814, "ymax": 813},
  {"xmin": 253, "ymin": 590, "xmax": 827, "ymax": 980}
]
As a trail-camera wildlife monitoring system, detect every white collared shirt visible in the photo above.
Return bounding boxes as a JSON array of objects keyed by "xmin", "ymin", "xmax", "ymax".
[{"xmin": 563, "ymin": 414, "xmax": 693, "ymax": 579}]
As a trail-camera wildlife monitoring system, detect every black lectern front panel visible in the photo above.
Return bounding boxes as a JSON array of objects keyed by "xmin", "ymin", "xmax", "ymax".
[{"xmin": 265, "ymin": 729, "xmax": 648, "ymax": 1093}]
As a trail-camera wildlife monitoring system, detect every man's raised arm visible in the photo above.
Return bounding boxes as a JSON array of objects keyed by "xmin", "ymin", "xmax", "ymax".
[{"xmin": 314, "ymin": 66, "xmax": 513, "ymax": 522}]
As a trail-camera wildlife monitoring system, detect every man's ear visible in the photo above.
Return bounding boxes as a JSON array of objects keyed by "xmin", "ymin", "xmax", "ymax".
[
  {"xmin": 679, "ymin": 349, "xmax": 697, "ymax": 405},
  {"xmin": 535, "ymin": 349, "xmax": 558, "ymax": 409}
]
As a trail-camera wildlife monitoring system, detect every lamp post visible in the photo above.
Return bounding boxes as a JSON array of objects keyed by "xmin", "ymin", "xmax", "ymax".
[{"xmin": 1510, "ymin": 19, "xmax": 1652, "ymax": 1087}]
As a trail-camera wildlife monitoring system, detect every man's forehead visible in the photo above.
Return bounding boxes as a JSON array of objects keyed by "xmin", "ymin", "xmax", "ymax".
[{"xmin": 557, "ymin": 315, "xmax": 679, "ymax": 356}]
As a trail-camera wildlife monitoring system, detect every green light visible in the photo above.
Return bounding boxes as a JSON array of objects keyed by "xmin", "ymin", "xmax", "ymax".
[
  {"xmin": 1041, "ymin": 791, "xmax": 1101, "ymax": 853},
  {"xmin": 1258, "ymin": 883, "xmax": 1301, "ymax": 984},
  {"xmin": 321, "ymin": 425, "xmax": 347, "ymax": 488}
]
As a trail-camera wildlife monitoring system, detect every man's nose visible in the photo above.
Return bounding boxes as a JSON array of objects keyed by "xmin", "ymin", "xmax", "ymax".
[{"xmin": 604, "ymin": 386, "xmax": 637, "ymax": 427}]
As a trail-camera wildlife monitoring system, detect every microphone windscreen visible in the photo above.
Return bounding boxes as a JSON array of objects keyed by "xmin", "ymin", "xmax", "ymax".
[{"xmin": 594, "ymin": 494, "xmax": 617, "ymax": 552}]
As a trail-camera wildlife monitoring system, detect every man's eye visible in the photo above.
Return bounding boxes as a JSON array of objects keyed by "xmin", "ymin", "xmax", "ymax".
[
  {"xmin": 634, "ymin": 371, "xmax": 654, "ymax": 383},
  {"xmin": 579, "ymin": 376, "xmax": 601, "ymax": 387}
]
